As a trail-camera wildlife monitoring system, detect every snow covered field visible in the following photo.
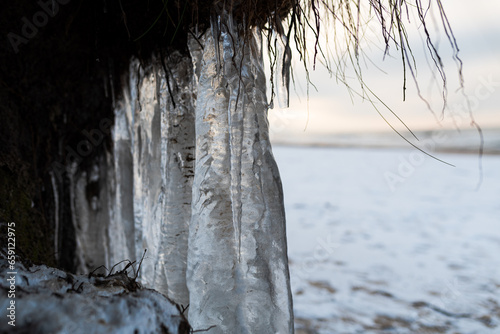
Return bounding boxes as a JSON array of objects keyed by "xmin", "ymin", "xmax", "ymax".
[{"xmin": 273, "ymin": 145, "xmax": 500, "ymax": 333}]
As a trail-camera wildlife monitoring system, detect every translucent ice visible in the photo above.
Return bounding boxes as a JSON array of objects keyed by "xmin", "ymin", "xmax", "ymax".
[
  {"xmin": 65, "ymin": 13, "xmax": 294, "ymax": 333},
  {"xmin": 120, "ymin": 55, "xmax": 195, "ymax": 307},
  {"xmin": 275, "ymin": 32, "xmax": 292, "ymax": 108},
  {"xmin": 155, "ymin": 51, "xmax": 195, "ymax": 307},
  {"xmin": 186, "ymin": 15, "xmax": 294, "ymax": 333}
]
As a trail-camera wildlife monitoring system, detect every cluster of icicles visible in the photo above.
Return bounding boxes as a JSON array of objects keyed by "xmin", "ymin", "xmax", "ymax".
[{"xmin": 60, "ymin": 13, "xmax": 294, "ymax": 333}]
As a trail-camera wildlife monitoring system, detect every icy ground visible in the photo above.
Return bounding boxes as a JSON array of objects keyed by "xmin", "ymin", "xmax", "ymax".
[
  {"xmin": 273, "ymin": 145, "xmax": 500, "ymax": 334},
  {"xmin": 0, "ymin": 251, "xmax": 189, "ymax": 333}
]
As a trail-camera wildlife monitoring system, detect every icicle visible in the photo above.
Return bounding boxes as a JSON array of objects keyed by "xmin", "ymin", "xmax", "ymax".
[
  {"xmin": 103, "ymin": 51, "xmax": 196, "ymax": 307},
  {"xmin": 188, "ymin": 27, "xmax": 236, "ymax": 331},
  {"xmin": 275, "ymin": 32, "xmax": 291, "ymax": 108},
  {"xmin": 108, "ymin": 57, "xmax": 116, "ymax": 109},
  {"xmin": 211, "ymin": 13, "xmax": 222, "ymax": 76},
  {"xmin": 221, "ymin": 13, "xmax": 244, "ymax": 261},
  {"xmin": 154, "ymin": 50, "xmax": 195, "ymax": 307},
  {"xmin": 107, "ymin": 95, "xmax": 135, "ymax": 272},
  {"xmin": 103, "ymin": 75, "xmax": 109, "ymax": 98},
  {"xmin": 49, "ymin": 171, "xmax": 60, "ymax": 263},
  {"xmin": 127, "ymin": 59, "xmax": 144, "ymax": 271},
  {"xmin": 187, "ymin": 16, "xmax": 294, "ymax": 333},
  {"xmin": 68, "ymin": 156, "xmax": 111, "ymax": 274},
  {"xmin": 130, "ymin": 62, "xmax": 163, "ymax": 288}
]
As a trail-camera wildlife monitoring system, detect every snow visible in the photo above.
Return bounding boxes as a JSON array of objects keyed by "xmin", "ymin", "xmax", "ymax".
[
  {"xmin": 0, "ymin": 251, "xmax": 189, "ymax": 334},
  {"xmin": 273, "ymin": 144, "xmax": 500, "ymax": 333}
]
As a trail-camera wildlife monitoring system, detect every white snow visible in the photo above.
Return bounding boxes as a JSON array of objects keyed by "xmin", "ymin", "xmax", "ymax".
[
  {"xmin": 273, "ymin": 144, "xmax": 500, "ymax": 333},
  {"xmin": 0, "ymin": 252, "xmax": 189, "ymax": 334}
]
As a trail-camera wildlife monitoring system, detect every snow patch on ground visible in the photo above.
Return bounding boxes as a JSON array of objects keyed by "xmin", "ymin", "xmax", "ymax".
[
  {"xmin": 274, "ymin": 146, "xmax": 500, "ymax": 333},
  {"xmin": 0, "ymin": 251, "xmax": 190, "ymax": 334}
]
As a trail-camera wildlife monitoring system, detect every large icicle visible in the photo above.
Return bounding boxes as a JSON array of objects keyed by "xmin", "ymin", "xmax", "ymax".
[
  {"xmin": 187, "ymin": 17, "xmax": 294, "ymax": 333},
  {"xmin": 105, "ymin": 54, "xmax": 195, "ymax": 306},
  {"xmin": 129, "ymin": 62, "xmax": 164, "ymax": 289},
  {"xmin": 69, "ymin": 156, "xmax": 112, "ymax": 273},
  {"xmin": 107, "ymin": 94, "xmax": 135, "ymax": 270},
  {"xmin": 154, "ymin": 51, "xmax": 196, "ymax": 307}
]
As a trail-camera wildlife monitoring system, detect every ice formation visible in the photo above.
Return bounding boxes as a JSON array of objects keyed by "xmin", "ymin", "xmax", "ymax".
[
  {"xmin": 60, "ymin": 13, "xmax": 294, "ymax": 333},
  {"xmin": 0, "ymin": 251, "xmax": 189, "ymax": 333},
  {"xmin": 186, "ymin": 18, "xmax": 293, "ymax": 333},
  {"xmin": 275, "ymin": 32, "xmax": 292, "ymax": 109}
]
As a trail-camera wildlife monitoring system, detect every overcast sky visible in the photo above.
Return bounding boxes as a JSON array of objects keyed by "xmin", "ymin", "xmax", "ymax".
[{"xmin": 268, "ymin": 0, "xmax": 500, "ymax": 139}]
